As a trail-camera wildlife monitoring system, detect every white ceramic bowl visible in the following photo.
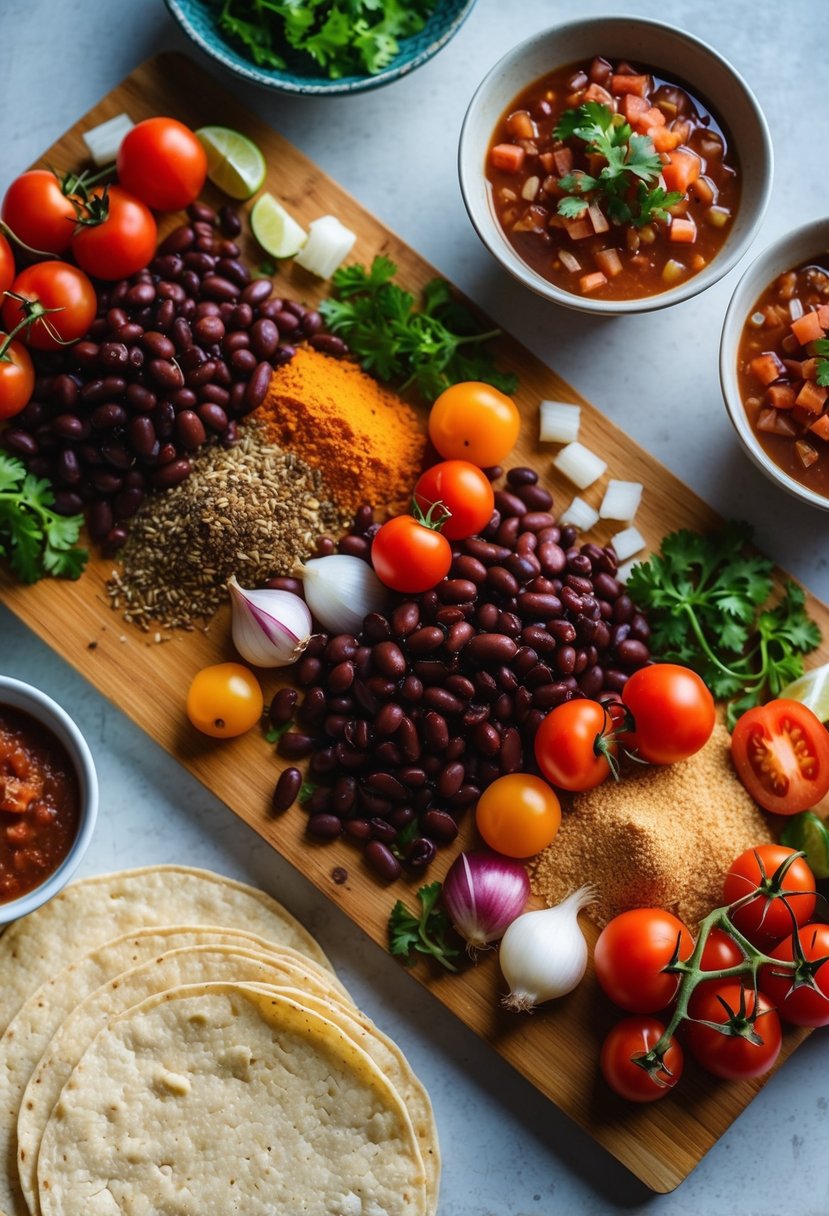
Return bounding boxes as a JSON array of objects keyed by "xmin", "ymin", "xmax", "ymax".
[
  {"xmin": 0, "ymin": 677, "xmax": 98, "ymax": 926},
  {"xmin": 720, "ymin": 217, "xmax": 829, "ymax": 511},
  {"xmin": 458, "ymin": 16, "xmax": 773, "ymax": 315}
]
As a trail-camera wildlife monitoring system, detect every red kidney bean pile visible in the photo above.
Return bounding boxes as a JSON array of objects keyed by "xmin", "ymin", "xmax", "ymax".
[
  {"xmin": 2, "ymin": 201, "xmax": 347, "ymax": 556},
  {"xmin": 270, "ymin": 467, "xmax": 652, "ymax": 882}
]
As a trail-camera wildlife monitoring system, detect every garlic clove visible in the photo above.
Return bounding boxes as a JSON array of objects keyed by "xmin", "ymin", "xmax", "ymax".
[{"xmin": 228, "ymin": 575, "xmax": 313, "ymax": 668}]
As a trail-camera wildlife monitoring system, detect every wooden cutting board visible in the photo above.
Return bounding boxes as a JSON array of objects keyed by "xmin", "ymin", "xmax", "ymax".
[{"xmin": 1, "ymin": 53, "xmax": 825, "ymax": 1194}]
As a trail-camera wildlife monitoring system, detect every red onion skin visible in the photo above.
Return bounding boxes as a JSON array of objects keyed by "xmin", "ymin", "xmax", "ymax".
[{"xmin": 442, "ymin": 851, "xmax": 530, "ymax": 952}]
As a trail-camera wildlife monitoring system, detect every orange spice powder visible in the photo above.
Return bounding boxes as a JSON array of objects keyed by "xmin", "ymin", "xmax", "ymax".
[{"xmin": 260, "ymin": 347, "xmax": 427, "ymax": 514}]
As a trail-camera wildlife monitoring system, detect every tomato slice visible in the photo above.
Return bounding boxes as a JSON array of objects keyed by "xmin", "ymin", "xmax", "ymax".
[{"xmin": 731, "ymin": 699, "xmax": 829, "ymax": 815}]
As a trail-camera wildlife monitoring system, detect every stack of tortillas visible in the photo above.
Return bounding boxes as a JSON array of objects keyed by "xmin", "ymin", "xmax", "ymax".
[{"xmin": 0, "ymin": 866, "xmax": 439, "ymax": 1216}]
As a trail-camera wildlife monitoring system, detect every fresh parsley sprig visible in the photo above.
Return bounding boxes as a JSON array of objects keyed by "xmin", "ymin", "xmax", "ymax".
[
  {"xmin": 319, "ymin": 255, "xmax": 518, "ymax": 401},
  {"xmin": 555, "ymin": 101, "xmax": 682, "ymax": 228},
  {"xmin": 626, "ymin": 522, "xmax": 821, "ymax": 728},
  {"xmin": 814, "ymin": 338, "xmax": 829, "ymax": 388},
  {"xmin": 388, "ymin": 881, "xmax": 460, "ymax": 972},
  {"xmin": 0, "ymin": 454, "xmax": 88, "ymax": 584}
]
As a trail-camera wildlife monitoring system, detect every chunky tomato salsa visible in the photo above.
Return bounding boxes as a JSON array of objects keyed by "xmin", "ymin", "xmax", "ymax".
[
  {"xmin": 485, "ymin": 56, "xmax": 739, "ymax": 301},
  {"xmin": 0, "ymin": 705, "xmax": 80, "ymax": 903}
]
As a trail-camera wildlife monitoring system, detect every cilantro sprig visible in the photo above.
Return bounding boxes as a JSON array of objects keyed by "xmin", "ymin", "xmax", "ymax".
[
  {"xmin": 626, "ymin": 522, "xmax": 821, "ymax": 727},
  {"xmin": 555, "ymin": 101, "xmax": 682, "ymax": 228},
  {"xmin": 319, "ymin": 256, "xmax": 518, "ymax": 401},
  {"xmin": 0, "ymin": 455, "xmax": 87, "ymax": 584},
  {"xmin": 388, "ymin": 881, "xmax": 460, "ymax": 972},
  {"xmin": 814, "ymin": 338, "xmax": 829, "ymax": 388}
]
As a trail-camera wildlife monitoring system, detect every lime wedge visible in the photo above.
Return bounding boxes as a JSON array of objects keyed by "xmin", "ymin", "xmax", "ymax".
[
  {"xmin": 195, "ymin": 126, "xmax": 266, "ymax": 199},
  {"xmin": 780, "ymin": 663, "xmax": 829, "ymax": 725},
  {"xmin": 250, "ymin": 192, "xmax": 307, "ymax": 259},
  {"xmin": 781, "ymin": 811, "xmax": 829, "ymax": 879}
]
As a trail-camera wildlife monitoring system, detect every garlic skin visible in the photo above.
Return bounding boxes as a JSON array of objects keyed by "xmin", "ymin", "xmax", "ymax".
[
  {"xmin": 499, "ymin": 885, "xmax": 595, "ymax": 1012},
  {"xmin": 228, "ymin": 575, "xmax": 312, "ymax": 668},
  {"xmin": 297, "ymin": 554, "xmax": 388, "ymax": 636}
]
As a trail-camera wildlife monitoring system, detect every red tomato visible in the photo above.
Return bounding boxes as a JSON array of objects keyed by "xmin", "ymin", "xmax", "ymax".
[
  {"xmin": 413, "ymin": 461, "xmax": 495, "ymax": 541},
  {"xmin": 695, "ymin": 926, "xmax": 746, "ymax": 999},
  {"xmin": 117, "ymin": 118, "xmax": 207, "ymax": 211},
  {"xmin": 731, "ymin": 699, "xmax": 829, "ymax": 815},
  {"xmin": 1, "ymin": 170, "xmax": 76, "ymax": 254},
  {"xmin": 371, "ymin": 514, "xmax": 452, "ymax": 594},
  {"xmin": 2, "ymin": 262, "xmax": 96, "ymax": 351},
  {"xmin": 71, "ymin": 186, "xmax": 157, "ymax": 281},
  {"xmin": 686, "ymin": 981, "xmax": 782, "ymax": 1080},
  {"xmin": 723, "ymin": 844, "xmax": 816, "ymax": 948},
  {"xmin": 534, "ymin": 700, "xmax": 616, "ymax": 792},
  {"xmin": 428, "ymin": 381, "xmax": 521, "ymax": 468},
  {"xmin": 475, "ymin": 773, "xmax": 561, "ymax": 858},
  {"xmin": 760, "ymin": 923, "xmax": 829, "ymax": 1027},
  {"xmin": 0, "ymin": 336, "xmax": 34, "ymax": 419},
  {"xmin": 621, "ymin": 663, "xmax": 715, "ymax": 765},
  {"xmin": 0, "ymin": 234, "xmax": 15, "ymax": 295},
  {"xmin": 594, "ymin": 908, "xmax": 694, "ymax": 1013},
  {"xmin": 600, "ymin": 1016, "xmax": 683, "ymax": 1103}
]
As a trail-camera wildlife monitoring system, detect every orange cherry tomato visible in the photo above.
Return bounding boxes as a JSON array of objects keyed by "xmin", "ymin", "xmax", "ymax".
[
  {"xmin": 371, "ymin": 514, "xmax": 452, "ymax": 594},
  {"xmin": 475, "ymin": 773, "xmax": 561, "ymax": 858},
  {"xmin": 2, "ymin": 262, "xmax": 96, "ymax": 351},
  {"xmin": 71, "ymin": 186, "xmax": 157, "ymax": 281},
  {"xmin": 117, "ymin": 117, "xmax": 207, "ymax": 211},
  {"xmin": 186, "ymin": 663, "xmax": 263, "ymax": 738},
  {"xmin": 731, "ymin": 698, "xmax": 829, "ymax": 815},
  {"xmin": 428, "ymin": 381, "xmax": 521, "ymax": 468},
  {"xmin": 413, "ymin": 460, "xmax": 495, "ymax": 540},
  {"xmin": 0, "ymin": 336, "xmax": 34, "ymax": 419}
]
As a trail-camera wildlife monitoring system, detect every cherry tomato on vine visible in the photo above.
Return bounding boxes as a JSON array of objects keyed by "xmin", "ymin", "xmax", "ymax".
[
  {"xmin": 533, "ymin": 700, "xmax": 616, "ymax": 792},
  {"xmin": 475, "ymin": 773, "xmax": 561, "ymax": 858},
  {"xmin": 1, "ymin": 169, "xmax": 76, "ymax": 254},
  {"xmin": 600, "ymin": 1016, "xmax": 683, "ymax": 1103},
  {"xmin": 413, "ymin": 460, "xmax": 495, "ymax": 541},
  {"xmin": 186, "ymin": 662, "xmax": 263, "ymax": 738},
  {"xmin": 686, "ymin": 981, "xmax": 782, "ymax": 1080},
  {"xmin": 723, "ymin": 844, "xmax": 816, "ymax": 948},
  {"xmin": 731, "ymin": 699, "xmax": 829, "ymax": 815},
  {"xmin": 0, "ymin": 336, "xmax": 34, "ymax": 419},
  {"xmin": 371, "ymin": 513, "xmax": 452, "ymax": 594},
  {"xmin": 71, "ymin": 186, "xmax": 157, "ymax": 281},
  {"xmin": 0, "ymin": 234, "xmax": 15, "ymax": 295},
  {"xmin": 621, "ymin": 663, "xmax": 715, "ymax": 765},
  {"xmin": 594, "ymin": 908, "xmax": 694, "ymax": 1013},
  {"xmin": 760, "ymin": 923, "xmax": 829, "ymax": 1027},
  {"xmin": 428, "ymin": 381, "xmax": 521, "ymax": 468},
  {"xmin": 2, "ymin": 262, "xmax": 96, "ymax": 351},
  {"xmin": 117, "ymin": 117, "xmax": 207, "ymax": 211},
  {"xmin": 693, "ymin": 925, "xmax": 747, "ymax": 999}
]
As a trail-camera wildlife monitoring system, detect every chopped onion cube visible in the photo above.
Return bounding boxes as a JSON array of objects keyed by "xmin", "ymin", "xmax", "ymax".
[
  {"xmin": 539, "ymin": 400, "xmax": 581, "ymax": 444},
  {"xmin": 616, "ymin": 559, "xmax": 637, "ymax": 584},
  {"xmin": 610, "ymin": 525, "xmax": 646, "ymax": 562},
  {"xmin": 82, "ymin": 113, "xmax": 134, "ymax": 166},
  {"xmin": 552, "ymin": 441, "xmax": 607, "ymax": 489},
  {"xmin": 294, "ymin": 215, "xmax": 356, "ymax": 279},
  {"xmin": 559, "ymin": 496, "xmax": 599, "ymax": 531},
  {"xmin": 599, "ymin": 479, "xmax": 642, "ymax": 521},
  {"xmin": 559, "ymin": 250, "xmax": 581, "ymax": 274}
]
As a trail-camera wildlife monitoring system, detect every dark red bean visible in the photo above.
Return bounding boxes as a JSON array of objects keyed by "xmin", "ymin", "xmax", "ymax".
[
  {"xmin": 244, "ymin": 362, "xmax": 273, "ymax": 412},
  {"xmin": 218, "ymin": 205, "xmax": 242, "ymax": 237},
  {"xmin": 364, "ymin": 840, "xmax": 401, "ymax": 881},
  {"xmin": 152, "ymin": 459, "xmax": 191, "ymax": 490},
  {"xmin": 307, "ymin": 814, "xmax": 343, "ymax": 840},
  {"xmin": 202, "ymin": 275, "xmax": 239, "ymax": 302},
  {"xmin": 421, "ymin": 688, "xmax": 464, "ymax": 715},
  {"xmin": 420, "ymin": 810, "xmax": 459, "ymax": 843},
  {"xmin": 407, "ymin": 626, "xmax": 444, "ymax": 655},
  {"xmin": 486, "ymin": 566, "xmax": 519, "ymax": 597},
  {"xmin": 309, "ymin": 333, "xmax": 348, "ymax": 357},
  {"xmin": 278, "ymin": 731, "xmax": 316, "ymax": 760},
  {"xmin": 615, "ymin": 638, "xmax": 650, "ymax": 668},
  {"xmin": 506, "ymin": 466, "xmax": 538, "ymax": 487},
  {"xmin": 464, "ymin": 633, "xmax": 518, "ymax": 665},
  {"xmin": 273, "ymin": 767, "xmax": 302, "ymax": 812},
  {"xmin": 328, "ymin": 661, "xmax": 355, "ymax": 694},
  {"xmin": 437, "ymin": 762, "xmax": 465, "ymax": 798},
  {"xmin": 325, "ymin": 635, "xmax": 358, "ymax": 664},
  {"xmin": 516, "ymin": 483, "xmax": 554, "ymax": 511},
  {"xmin": 506, "ymin": 552, "xmax": 540, "ymax": 580},
  {"xmin": 338, "ymin": 535, "xmax": 370, "ymax": 559},
  {"xmin": 217, "ymin": 257, "xmax": 250, "ymax": 286},
  {"xmin": 373, "ymin": 641, "xmax": 407, "ymax": 678},
  {"xmin": 241, "ymin": 279, "xmax": 274, "ymax": 307},
  {"xmin": 445, "ymin": 621, "xmax": 475, "ymax": 653},
  {"xmin": 423, "ymin": 710, "xmax": 449, "ymax": 752},
  {"xmin": 268, "ymin": 688, "xmax": 298, "ymax": 728},
  {"xmin": 463, "ymin": 538, "xmax": 511, "ymax": 564},
  {"xmin": 494, "ymin": 490, "xmax": 527, "ymax": 517},
  {"xmin": 250, "ymin": 318, "xmax": 279, "ymax": 360},
  {"xmin": 175, "ymin": 410, "xmax": 207, "ymax": 451},
  {"xmin": 532, "ymin": 683, "xmax": 572, "ymax": 709}
]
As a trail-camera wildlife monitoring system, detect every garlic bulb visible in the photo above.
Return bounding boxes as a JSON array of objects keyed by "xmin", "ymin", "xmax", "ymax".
[
  {"xmin": 228, "ymin": 575, "xmax": 312, "ymax": 667},
  {"xmin": 296, "ymin": 554, "xmax": 388, "ymax": 635},
  {"xmin": 499, "ymin": 886, "xmax": 596, "ymax": 1012}
]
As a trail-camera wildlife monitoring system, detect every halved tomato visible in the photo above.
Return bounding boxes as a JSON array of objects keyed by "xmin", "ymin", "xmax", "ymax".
[{"xmin": 731, "ymin": 699, "xmax": 829, "ymax": 815}]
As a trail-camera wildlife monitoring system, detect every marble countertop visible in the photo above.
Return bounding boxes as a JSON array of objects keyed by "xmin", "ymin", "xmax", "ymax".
[{"xmin": 2, "ymin": 1, "xmax": 828, "ymax": 1213}]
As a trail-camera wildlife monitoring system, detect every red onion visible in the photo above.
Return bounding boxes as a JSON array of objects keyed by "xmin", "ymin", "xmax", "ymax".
[{"xmin": 442, "ymin": 851, "xmax": 530, "ymax": 954}]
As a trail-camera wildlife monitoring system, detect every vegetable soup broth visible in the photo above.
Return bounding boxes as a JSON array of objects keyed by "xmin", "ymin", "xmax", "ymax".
[{"xmin": 486, "ymin": 58, "xmax": 740, "ymax": 300}]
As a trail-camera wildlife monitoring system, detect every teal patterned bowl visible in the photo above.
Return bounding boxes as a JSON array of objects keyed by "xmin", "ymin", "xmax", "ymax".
[{"xmin": 164, "ymin": 0, "xmax": 478, "ymax": 95}]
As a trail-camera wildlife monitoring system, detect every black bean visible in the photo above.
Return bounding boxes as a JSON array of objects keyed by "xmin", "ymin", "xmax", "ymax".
[{"xmin": 219, "ymin": 204, "xmax": 242, "ymax": 237}]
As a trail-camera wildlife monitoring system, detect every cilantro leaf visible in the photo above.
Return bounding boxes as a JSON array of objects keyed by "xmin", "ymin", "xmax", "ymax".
[
  {"xmin": 814, "ymin": 338, "xmax": 829, "ymax": 387},
  {"xmin": 387, "ymin": 881, "xmax": 459, "ymax": 972},
  {"xmin": 0, "ymin": 455, "xmax": 88, "ymax": 585}
]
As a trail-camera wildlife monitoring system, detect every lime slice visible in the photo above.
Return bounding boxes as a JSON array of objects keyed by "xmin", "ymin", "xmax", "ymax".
[
  {"xmin": 780, "ymin": 663, "xmax": 829, "ymax": 725},
  {"xmin": 250, "ymin": 192, "xmax": 307, "ymax": 259},
  {"xmin": 195, "ymin": 126, "xmax": 266, "ymax": 199},
  {"xmin": 781, "ymin": 811, "xmax": 829, "ymax": 879}
]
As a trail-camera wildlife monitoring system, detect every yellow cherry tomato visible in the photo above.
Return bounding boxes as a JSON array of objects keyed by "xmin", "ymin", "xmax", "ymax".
[
  {"xmin": 186, "ymin": 662, "xmax": 263, "ymax": 738},
  {"xmin": 475, "ymin": 773, "xmax": 561, "ymax": 858},
  {"xmin": 428, "ymin": 381, "xmax": 521, "ymax": 468}
]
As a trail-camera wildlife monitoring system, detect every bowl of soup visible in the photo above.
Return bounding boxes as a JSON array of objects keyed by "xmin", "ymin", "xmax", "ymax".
[{"xmin": 458, "ymin": 17, "xmax": 773, "ymax": 314}]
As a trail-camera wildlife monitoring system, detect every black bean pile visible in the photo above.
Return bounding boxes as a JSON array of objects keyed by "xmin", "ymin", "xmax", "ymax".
[
  {"xmin": 270, "ymin": 467, "xmax": 652, "ymax": 881},
  {"xmin": 2, "ymin": 201, "xmax": 345, "ymax": 556}
]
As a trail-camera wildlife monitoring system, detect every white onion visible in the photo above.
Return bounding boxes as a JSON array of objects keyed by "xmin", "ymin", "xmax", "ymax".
[
  {"xmin": 599, "ymin": 479, "xmax": 643, "ymax": 522},
  {"xmin": 294, "ymin": 215, "xmax": 357, "ymax": 279},
  {"xmin": 559, "ymin": 496, "xmax": 599, "ymax": 531},
  {"xmin": 616, "ymin": 559, "xmax": 636, "ymax": 583},
  {"xmin": 82, "ymin": 113, "xmax": 134, "ymax": 166},
  {"xmin": 500, "ymin": 886, "xmax": 595, "ymax": 1012},
  {"xmin": 539, "ymin": 400, "xmax": 581, "ymax": 444},
  {"xmin": 611, "ymin": 525, "xmax": 646, "ymax": 562},
  {"xmin": 297, "ymin": 554, "xmax": 388, "ymax": 635},
  {"xmin": 552, "ymin": 441, "xmax": 607, "ymax": 489},
  {"xmin": 228, "ymin": 576, "xmax": 312, "ymax": 667}
]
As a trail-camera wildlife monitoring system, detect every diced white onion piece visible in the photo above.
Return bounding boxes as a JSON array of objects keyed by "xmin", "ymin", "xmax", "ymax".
[
  {"xmin": 610, "ymin": 525, "xmax": 646, "ymax": 562},
  {"xmin": 599, "ymin": 479, "xmax": 643, "ymax": 521},
  {"xmin": 82, "ymin": 113, "xmax": 134, "ymax": 166},
  {"xmin": 616, "ymin": 559, "xmax": 637, "ymax": 584},
  {"xmin": 552, "ymin": 441, "xmax": 607, "ymax": 489},
  {"xmin": 294, "ymin": 215, "xmax": 357, "ymax": 279},
  {"xmin": 539, "ymin": 400, "xmax": 581, "ymax": 444},
  {"xmin": 788, "ymin": 298, "xmax": 804, "ymax": 321},
  {"xmin": 559, "ymin": 496, "xmax": 599, "ymax": 531},
  {"xmin": 559, "ymin": 250, "xmax": 581, "ymax": 274}
]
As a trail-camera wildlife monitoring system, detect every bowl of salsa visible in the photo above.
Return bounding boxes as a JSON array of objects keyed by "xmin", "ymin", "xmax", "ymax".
[
  {"xmin": 0, "ymin": 677, "xmax": 98, "ymax": 924},
  {"xmin": 458, "ymin": 17, "xmax": 772, "ymax": 314},
  {"xmin": 720, "ymin": 218, "xmax": 829, "ymax": 511}
]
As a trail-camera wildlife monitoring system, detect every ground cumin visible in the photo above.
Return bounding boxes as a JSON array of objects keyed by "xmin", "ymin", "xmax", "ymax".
[
  {"xmin": 528, "ymin": 721, "xmax": 772, "ymax": 928},
  {"xmin": 261, "ymin": 347, "xmax": 426, "ymax": 513}
]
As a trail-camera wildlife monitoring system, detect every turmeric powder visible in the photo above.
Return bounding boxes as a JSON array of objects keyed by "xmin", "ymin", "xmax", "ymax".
[{"xmin": 261, "ymin": 347, "xmax": 426, "ymax": 513}]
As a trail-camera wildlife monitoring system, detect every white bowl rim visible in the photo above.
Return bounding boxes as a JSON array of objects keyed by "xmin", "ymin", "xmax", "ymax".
[
  {"xmin": 719, "ymin": 215, "xmax": 829, "ymax": 512},
  {"xmin": 458, "ymin": 13, "xmax": 774, "ymax": 316},
  {"xmin": 0, "ymin": 676, "xmax": 98, "ymax": 924}
]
